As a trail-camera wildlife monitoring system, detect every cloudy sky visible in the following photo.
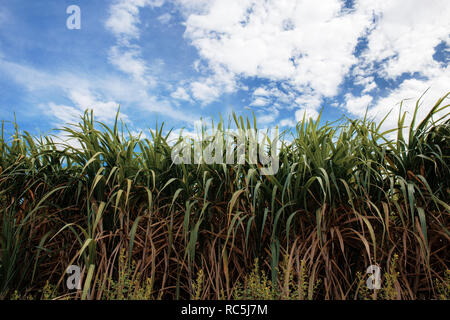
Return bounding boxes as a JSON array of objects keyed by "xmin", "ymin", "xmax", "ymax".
[{"xmin": 0, "ymin": 0, "xmax": 449, "ymax": 136}]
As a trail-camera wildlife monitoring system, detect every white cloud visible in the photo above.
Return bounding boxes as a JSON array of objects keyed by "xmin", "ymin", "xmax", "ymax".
[
  {"xmin": 367, "ymin": 68, "xmax": 450, "ymax": 133},
  {"xmin": 190, "ymin": 67, "xmax": 236, "ymax": 104},
  {"xmin": 108, "ymin": 45, "xmax": 154, "ymax": 86},
  {"xmin": 48, "ymin": 131, "xmax": 83, "ymax": 151},
  {"xmin": 44, "ymin": 89, "xmax": 126, "ymax": 125},
  {"xmin": 102, "ymin": 0, "xmax": 197, "ymax": 122},
  {"xmin": 294, "ymin": 93, "xmax": 322, "ymax": 110},
  {"xmin": 175, "ymin": 0, "xmax": 449, "ymax": 130},
  {"xmin": 257, "ymin": 113, "xmax": 277, "ymax": 125},
  {"xmin": 173, "ymin": 0, "xmax": 212, "ymax": 16},
  {"xmin": 344, "ymin": 93, "xmax": 373, "ymax": 117},
  {"xmin": 295, "ymin": 107, "xmax": 319, "ymax": 122},
  {"xmin": 250, "ymin": 97, "xmax": 269, "ymax": 107},
  {"xmin": 353, "ymin": 66, "xmax": 377, "ymax": 93},
  {"xmin": 157, "ymin": 13, "xmax": 172, "ymax": 25},
  {"xmin": 0, "ymin": 58, "xmax": 197, "ymax": 125},
  {"xmin": 253, "ymin": 87, "xmax": 271, "ymax": 97},
  {"xmin": 343, "ymin": 65, "xmax": 449, "ymax": 137},
  {"xmin": 47, "ymin": 103, "xmax": 82, "ymax": 125},
  {"xmin": 171, "ymin": 87, "xmax": 192, "ymax": 101},
  {"xmin": 105, "ymin": 0, "xmax": 165, "ymax": 41},
  {"xmin": 256, "ymin": 107, "xmax": 279, "ymax": 125},
  {"xmin": 280, "ymin": 118, "xmax": 296, "ymax": 127},
  {"xmin": 340, "ymin": 0, "xmax": 450, "ymax": 131},
  {"xmin": 180, "ymin": 0, "xmax": 372, "ymax": 106},
  {"xmin": 0, "ymin": 58, "xmax": 128, "ymax": 124},
  {"xmin": 105, "ymin": 0, "xmax": 164, "ymax": 89},
  {"xmin": 356, "ymin": 0, "xmax": 450, "ymax": 80},
  {"xmin": 68, "ymin": 89, "xmax": 126, "ymax": 123},
  {"xmin": 191, "ymin": 81, "xmax": 224, "ymax": 105}
]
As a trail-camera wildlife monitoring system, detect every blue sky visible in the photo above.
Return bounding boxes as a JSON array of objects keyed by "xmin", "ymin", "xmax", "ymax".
[{"xmin": 0, "ymin": 0, "xmax": 448, "ymax": 139}]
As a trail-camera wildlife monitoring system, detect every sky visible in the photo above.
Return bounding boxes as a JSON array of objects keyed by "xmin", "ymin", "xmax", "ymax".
[{"xmin": 0, "ymin": 0, "xmax": 449, "ymax": 140}]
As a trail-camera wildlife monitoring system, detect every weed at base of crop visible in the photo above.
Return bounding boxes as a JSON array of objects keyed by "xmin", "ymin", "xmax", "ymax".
[
  {"xmin": 192, "ymin": 269, "xmax": 204, "ymax": 300},
  {"xmin": 434, "ymin": 270, "xmax": 450, "ymax": 300},
  {"xmin": 232, "ymin": 258, "xmax": 320, "ymax": 300},
  {"xmin": 356, "ymin": 254, "xmax": 401, "ymax": 300},
  {"xmin": 102, "ymin": 249, "xmax": 153, "ymax": 300}
]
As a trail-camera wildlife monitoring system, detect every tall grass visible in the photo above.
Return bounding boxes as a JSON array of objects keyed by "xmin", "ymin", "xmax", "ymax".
[{"xmin": 0, "ymin": 93, "xmax": 449, "ymax": 300}]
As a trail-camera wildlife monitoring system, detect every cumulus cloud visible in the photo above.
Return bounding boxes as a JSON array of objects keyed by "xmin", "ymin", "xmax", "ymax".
[
  {"xmin": 294, "ymin": 93, "xmax": 323, "ymax": 111},
  {"xmin": 105, "ymin": 0, "xmax": 163, "ymax": 91},
  {"xmin": 344, "ymin": 94, "xmax": 373, "ymax": 117},
  {"xmin": 171, "ymin": 87, "xmax": 192, "ymax": 101},
  {"xmin": 180, "ymin": 0, "xmax": 371, "ymax": 108},
  {"xmin": 253, "ymin": 87, "xmax": 271, "ymax": 97},
  {"xmin": 67, "ymin": 89, "xmax": 126, "ymax": 123},
  {"xmin": 190, "ymin": 67, "xmax": 237, "ymax": 105},
  {"xmin": 250, "ymin": 97, "xmax": 269, "ymax": 107},
  {"xmin": 279, "ymin": 118, "xmax": 296, "ymax": 127},
  {"xmin": 108, "ymin": 46, "xmax": 154, "ymax": 86},
  {"xmin": 105, "ymin": 0, "xmax": 165, "ymax": 41},
  {"xmin": 256, "ymin": 107, "xmax": 279, "ymax": 125},
  {"xmin": 356, "ymin": 0, "xmax": 450, "ymax": 80},
  {"xmin": 173, "ymin": 0, "xmax": 448, "ymax": 128},
  {"xmin": 342, "ymin": 0, "xmax": 450, "ymax": 131},
  {"xmin": 366, "ymin": 67, "xmax": 449, "ymax": 133},
  {"xmin": 295, "ymin": 107, "xmax": 319, "ymax": 122},
  {"xmin": 102, "ymin": 0, "xmax": 199, "ymax": 122},
  {"xmin": 190, "ymin": 81, "xmax": 221, "ymax": 104}
]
